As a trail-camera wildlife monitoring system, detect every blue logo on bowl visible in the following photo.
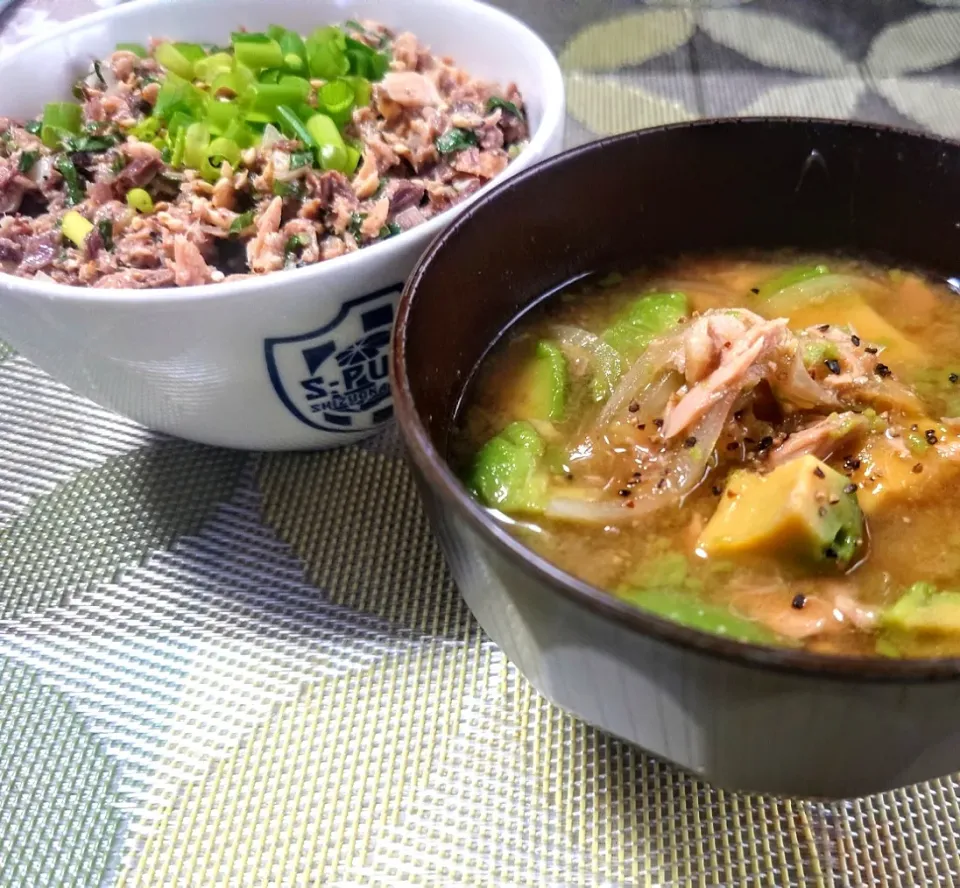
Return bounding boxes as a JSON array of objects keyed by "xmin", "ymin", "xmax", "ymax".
[{"xmin": 264, "ymin": 284, "xmax": 402, "ymax": 433}]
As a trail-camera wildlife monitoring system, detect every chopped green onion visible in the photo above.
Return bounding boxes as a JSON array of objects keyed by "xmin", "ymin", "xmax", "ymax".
[
  {"xmin": 207, "ymin": 136, "xmax": 240, "ymax": 168},
  {"xmin": 126, "ymin": 188, "xmax": 154, "ymax": 213},
  {"xmin": 222, "ymin": 119, "xmax": 257, "ymax": 149},
  {"xmin": 173, "ymin": 42, "xmax": 207, "ymax": 63},
  {"xmin": 258, "ymin": 68, "xmax": 282, "ymax": 84},
  {"xmin": 17, "ymin": 151, "xmax": 38, "ymax": 173},
  {"xmin": 97, "ymin": 218, "xmax": 114, "ymax": 251},
  {"xmin": 277, "ymin": 30, "xmax": 308, "ymax": 72},
  {"xmin": 348, "ymin": 212, "xmax": 365, "ymax": 238},
  {"xmin": 343, "ymin": 36, "xmax": 389, "ymax": 80},
  {"xmin": 435, "ymin": 128, "xmax": 478, "ymax": 154},
  {"xmin": 183, "ymin": 121, "xmax": 211, "ymax": 170},
  {"xmin": 289, "ymin": 149, "xmax": 314, "ymax": 170},
  {"xmin": 41, "ymin": 102, "xmax": 83, "ymax": 148},
  {"xmin": 169, "ymin": 127, "xmax": 187, "ymax": 168},
  {"xmin": 62, "ymin": 210, "xmax": 93, "ymax": 246},
  {"xmin": 129, "ymin": 116, "xmax": 161, "ymax": 141},
  {"xmin": 318, "ymin": 79, "xmax": 354, "ymax": 119},
  {"xmin": 210, "ymin": 65, "xmax": 256, "ymax": 99},
  {"xmin": 154, "ymin": 73, "xmax": 207, "ymax": 121},
  {"xmin": 250, "ymin": 78, "xmax": 310, "ymax": 113},
  {"xmin": 116, "ymin": 42, "xmax": 147, "ymax": 58},
  {"xmin": 305, "ymin": 113, "xmax": 348, "ymax": 171},
  {"xmin": 231, "ymin": 33, "xmax": 284, "ymax": 70},
  {"xmin": 343, "ymin": 20, "xmax": 364, "ymax": 32},
  {"xmin": 306, "ymin": 27, "xmax": 349, "ymax": 79},
  {"xmin": 54, "ymin": 155, "xmax": 85, "ymax": 205},
  {"xmin": 273, "ymin": 180, "xmax": 303, "ymax": 198},
  {"xmin": 206, "ymin": 101, "xmax": 239, "ymax": 134},
  {"xmin": 344, "ymin": 143, "xmax": 360, "ymax": 174},
  {"xmin": 111, "ymin": 155, "xmax": 126, "ymax": 173},
  {"xmin": 276, "ymin": 104, "xmax": 315, "ymax": 150},
  {"xmin": 487, "ymin": 96, "xmax": 524, "ymax": 120},
  {"xmin": 24, "ymin": 120, "xmax": 41, "ymax": 136},
  {"xmin": 93, "ymin": 60, "xmax": 107, "ymax": 88},
  {"xmin": 284, "ymin": 233, "xmax": 305, "ymax": 258},
  {"xmin": 379, "ymin": 222, "xmax": 401, "ymax": 239},
  {"xmin": 193, "ymin": 52, "xmax": 234, "ymax": 83},
  {"xmin": 229, "ymin": 210, "xmax": 255, "ymax": 235},
  {"xmin": 155, "ymin": 41, "xmax": 196, "ymax": 79},
  {"xmin": 346, "ymin": 76, "xmax": 372, "ymax": 107}
]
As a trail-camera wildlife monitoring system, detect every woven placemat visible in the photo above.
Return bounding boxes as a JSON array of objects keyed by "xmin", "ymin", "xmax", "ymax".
[{"xmin": 3, "ymin": 1, "xmax": 960, "ymax": 885}]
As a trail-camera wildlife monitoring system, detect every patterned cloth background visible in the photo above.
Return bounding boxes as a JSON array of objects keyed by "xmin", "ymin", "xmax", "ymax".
[{"xmin": 2, "ymin": 1, "xmax": 960, "ymax": 885}]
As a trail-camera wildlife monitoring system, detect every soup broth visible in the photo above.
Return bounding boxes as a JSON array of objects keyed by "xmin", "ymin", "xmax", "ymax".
[{"xmin": 454, "ymin": 254, "xmax": 960, "ymax": 658}]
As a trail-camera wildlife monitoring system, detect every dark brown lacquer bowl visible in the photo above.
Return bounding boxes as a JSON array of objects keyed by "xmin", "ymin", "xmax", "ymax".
[{"xmin": 391, "ymin": 118, "xmax": 960, "ymax": 798}]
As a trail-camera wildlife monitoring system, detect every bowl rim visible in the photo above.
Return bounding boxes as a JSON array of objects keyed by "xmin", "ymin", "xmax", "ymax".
[
  {"xmin": 0, "ymin": 0, "xmax": 565, "ymax": 303},
  {"xmin": 393, "ymin": 115, "xmax": 960, "ymax": 684}
]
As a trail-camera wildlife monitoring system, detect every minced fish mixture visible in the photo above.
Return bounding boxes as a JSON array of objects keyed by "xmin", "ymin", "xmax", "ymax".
[{"xmin": 0, "ymin": 20, "xmax": 528, "ymax": 288}]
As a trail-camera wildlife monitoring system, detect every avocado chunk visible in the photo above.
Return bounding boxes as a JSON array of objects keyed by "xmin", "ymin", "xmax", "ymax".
[
  {"xmin": 468, "ymin": 421, "xmax": 548, "ymax": 513},
  {"xmin": 881, "ymin": 582, "xmax": 960, "ymax": 635},
  {"xmin": 507, "ymin": 340, "xmax": 568, "ymax": 422},
  {"xmin": 698, "ymin": 455, "xmax": 864, "ymax": 566},
  {"xmin": 625, "ymin": 586, "xmax": 783, "ymax": 646},
  {"xmin": 758, "ymin": 284, "xmax": 924, "ymax": 368},
  {"xmin": 756, "ymin": 264, "xmax": 830, "ymax": 300},
  {"xmin": 602, "ymin": 291, "xmax": 688, "ymax": 360}
]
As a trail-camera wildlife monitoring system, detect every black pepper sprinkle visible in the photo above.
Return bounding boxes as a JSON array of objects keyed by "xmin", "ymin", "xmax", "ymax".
[
  {"xmin": 844, "ymin": 456, "xmax": 861, "ymax": 471},
  {"xmin": 653, "ymin": 418, "xmax": 664, "ymax": 429},
  {"xmin": 566, "ymin": 473, "xmax": 574, "ymax": 481},
  {"xmin": 951, "ymin": 373, "xmax": 959, "ymax": 384},
  {"xmin": 618, "ymin": 489, "xmax": 630, "ymax": 497},
  {"xmin": 825, "ymin": 358, "xmax": 841, "ymax": 375},
  {"xmin": 851, "ymin": 334, "xmax": 861, "ymax": 346},
  {"xmin": 792, "ymin": 594, "xmax": 806, "ymax": 610},
  {"xmin": 750, "ymin": 288, "xmax": 759, "ymax": 294},
  {"xmin": 813, "ymin": 466, "xmax": 826, "ymax": 479},
  {"xmin": 757, "ymin": 435, "xmax": 773, "ymax": 451},
  {"xmin": 726, "ymin": 441, "xmax": 739, "ymax": 451},
  {"xmin": 913, "ymin": 463, "xmax": 924, "ymax": 474},
  {"xmin": 824, "ymin": 547, "xmax": 838, "ymax": 559},
  {"xmin": 628, "ymin": 401, "xmax": 640, "ymax": 413},
  {"xmin": 926, "ymin": 429, "xmax": 938, "ymax": 445},
  {"xmin": 733, "ymin": 410, "xmax": 744, "ymax": 421},
  {"xmin": 657, "ymin": 478, "xmax": 666, "ymax": 489},
  {"xmin": 875, "ymin": 363, "xmax": 892, "ymax": 378},
  {"xmin": 684, "ymin": 436, "xmax": 697, "ymax": 448},
  {"xmin": 637, "ymin": 423, "xmax": 646, "ymax": 430},
  {"xmin": 712, "ymin": 485, "xmax": 722, "ymax": 496},
  {"xmin": 818, "ymin": 324, "xmax": 830, "ymax": 332},
  {"xmin": 843, "ymin": 483, "xmax": 857, "ymax": 494},
  {"xmin": 865, "ymin": 346, "xmax": 878, "ymax": 354}
]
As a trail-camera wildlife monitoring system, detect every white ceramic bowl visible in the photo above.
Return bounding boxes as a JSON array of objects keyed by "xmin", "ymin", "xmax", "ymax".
[{"xmin": 0, "ymin": 0, "xmax": 564, "ymax": 450}]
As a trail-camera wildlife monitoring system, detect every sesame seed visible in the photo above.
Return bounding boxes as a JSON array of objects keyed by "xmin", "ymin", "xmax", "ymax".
[
  {"xmin": 653, "ymin": 418, "xmax": 664, "ymax": 429},
  {"xmin": 618, "ymin": 488, "xmax": 630, "ymax": 497},
  {"xmin": 792, "ymin": 594, "xmax": 806, "ymax": 610},
  {"xmin": 818, "ymin": 324, "xmax": 830, "ymax": 332},
  {"xmin": 926, "ymin": 429, "xmax": 938, "ymax": 445},
  {"xmin": 824, "ymin": 358, "xmax": 841, "ymax": 375},
  {"xmin": 875, "ymin": 363, "xmax": 892, "ymax": 378},
  {"xmin": 951, "ymin": 373, "xmax": 959, "ymax": 384},
  {"xmin": 851, "ymin": 334, "xmax": 861, "ymax": 346},
  {"xmin": 628, "ymin": 401, "xmax": 640, "ymax": 413},
  {"xmin": 813, "ymin": 466, "xmax": 825, "ymax": 478},
  {"xmin": 711, "ymin": 485, "xmax": 722, "ymax": 496},
  {"xmin": 913, "ymin": 463, "xmax": 924, "ymax": 474},
  {"xmin": 865, "ymin": 346, "xmax": 878, "ymax": 354},
  {"xmin": 684, "ymin": 436, "xmax": 697, "ymax": 448},
  {"xmin": 843, "ymin": 483, "xmax": 857, "ymax": 494},
  {"xmin": 750, "ymin": 288, "xmax": 759, "ymax": 294}
]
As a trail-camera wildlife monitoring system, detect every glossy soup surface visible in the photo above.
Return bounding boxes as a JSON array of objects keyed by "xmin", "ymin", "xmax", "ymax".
[{"xmin": 453, "ymin": 254, "xmax": 960, "ymax": 658}]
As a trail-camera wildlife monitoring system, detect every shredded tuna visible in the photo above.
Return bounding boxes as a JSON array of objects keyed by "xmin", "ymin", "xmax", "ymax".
[{"xmin": 0, "ymin": 21, "xmax": 528, "ymax": 288}]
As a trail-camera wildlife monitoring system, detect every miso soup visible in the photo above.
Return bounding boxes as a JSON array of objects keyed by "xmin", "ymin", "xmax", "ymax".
[{"xmin": 454, "ymin": 254, "xmax": 960, "ymax": 658}]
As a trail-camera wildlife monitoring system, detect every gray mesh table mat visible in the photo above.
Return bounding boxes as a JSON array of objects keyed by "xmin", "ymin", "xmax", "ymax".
[{"xmin": 2, "ymin": 0, "xmax": 960, "ymax": 884}]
